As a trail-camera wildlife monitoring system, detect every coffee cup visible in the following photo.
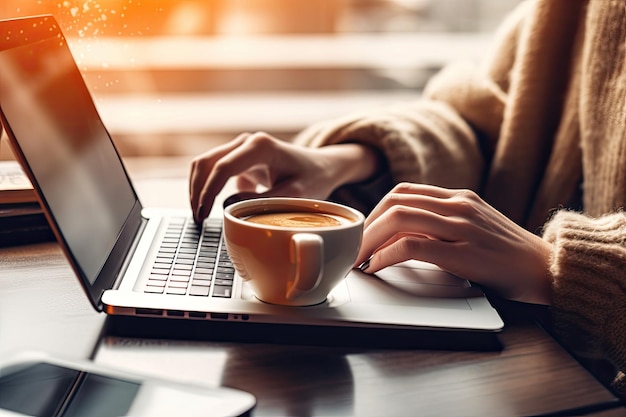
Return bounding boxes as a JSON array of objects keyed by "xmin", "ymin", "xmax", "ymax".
[{"xmin": 223, "ymin": 197, "xmax": 365, "ymax": 306}]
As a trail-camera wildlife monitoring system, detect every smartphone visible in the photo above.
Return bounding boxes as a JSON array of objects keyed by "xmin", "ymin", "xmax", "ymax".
[{"xmin": 0, "ymin": 352, "xmax": 255, "ymax": 417}]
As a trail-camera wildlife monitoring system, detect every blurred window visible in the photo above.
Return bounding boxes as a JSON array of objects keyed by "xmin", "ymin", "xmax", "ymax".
[
  {"xmin": 1, "ymin": 0, "xmax": 522, "ymax": 37},
  {"xmin": 0, "ymin": 1, "xmax": 522, "ymax": 156}
]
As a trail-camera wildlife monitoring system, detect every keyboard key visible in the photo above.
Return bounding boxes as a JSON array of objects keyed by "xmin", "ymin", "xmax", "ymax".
[
  {"xmin": 155, "ymin": 257, "xmax": 174, "ymax": 264},
  {"xmin": 170, "ymin": 275, "xmax": 191, "ymax": 282},
  {"xmin": 166, "ymin": 287, "xmax": 187, "ymax": 295},
  {"xmin": 147, "ymin": 278, "xmax": 167, "ymax": 286},
  {"xmin": 215, "ymin": 278, "xmax": 233, "ymax": 286},
  {"xmin": 148, "ymin": 274, "xmax": 168, "ymax": 281},
  {"xmin": 168, "ymin": 280, "xmax": 189, "ymax": 288},
  {"xmin": 192, "ymin": 273, "xmax": 213, "ymax": 280},
  {"xmin": 212, "ymin": 285, "xmax": 232, "ymax": 298},
  {"xmin": 171, "ymin": 269, "xmax": 192, "ymax": 277},
  {"xmin": 189, "ymin": 286, "xmax": 210, "ymax": 297},
  {"xmin": 192, "ymin": 278, "xmax": 212, "ymax": 287}
]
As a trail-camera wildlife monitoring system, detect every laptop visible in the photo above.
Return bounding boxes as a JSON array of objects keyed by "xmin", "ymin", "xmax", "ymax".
[{"xmin": 0, "ymin": 15, "xmax": 503, "ymax": 337}]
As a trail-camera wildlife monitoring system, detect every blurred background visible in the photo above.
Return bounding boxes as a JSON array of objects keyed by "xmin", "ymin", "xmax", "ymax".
[{"xmin": 0, "ymin": 0, "xmax": 521, "ymax": 158}]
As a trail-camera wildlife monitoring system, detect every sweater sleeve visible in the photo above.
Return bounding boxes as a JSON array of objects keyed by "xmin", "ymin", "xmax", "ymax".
[
  {"xmin": 292, "ymin": 99, "xmax": 484, "ymax": 191},
  {"xmin": 543, "ymin": 210, "xmax": 626, "ymax": 395}
]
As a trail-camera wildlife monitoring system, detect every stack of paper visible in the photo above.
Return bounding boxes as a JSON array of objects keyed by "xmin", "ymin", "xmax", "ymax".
[
  {"xmin": 0, "ymin": 160, "xmax": 53, "ymax": 247},
  {"xmin": 0, "ymin": 160, "xmax": 36, "ymax": 204}
]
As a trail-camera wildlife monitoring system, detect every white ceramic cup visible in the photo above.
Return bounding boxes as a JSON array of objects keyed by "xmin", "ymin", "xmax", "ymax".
[{"xmin": 223, "ymin": 197, "xmax": 365, "ymax": 306}]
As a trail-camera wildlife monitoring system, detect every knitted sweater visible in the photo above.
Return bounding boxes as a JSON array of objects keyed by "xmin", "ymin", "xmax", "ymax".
[{"xmin": 293, "ymin": 0, "xmax": 626, "ymax": 395}]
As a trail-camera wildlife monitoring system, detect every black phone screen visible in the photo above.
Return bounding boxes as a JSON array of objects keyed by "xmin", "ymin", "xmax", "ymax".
[{"xmin": 0, "ymin": 362, "xmax": 140, "ymax": 417}]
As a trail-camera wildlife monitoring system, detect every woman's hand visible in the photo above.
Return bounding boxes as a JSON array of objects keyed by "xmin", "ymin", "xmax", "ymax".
[
  {"xmin": 190, "ymin": 132, "xmax": 380, "ymax": 224},
  {"xmin": 355, "ymin": 183, "xmax": 553, "ymax": 305}
]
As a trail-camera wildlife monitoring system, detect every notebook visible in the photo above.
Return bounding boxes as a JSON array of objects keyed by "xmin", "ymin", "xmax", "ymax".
[{"xmin": 0, "ymin": 15, "xmax": 503, "ymax": 336}]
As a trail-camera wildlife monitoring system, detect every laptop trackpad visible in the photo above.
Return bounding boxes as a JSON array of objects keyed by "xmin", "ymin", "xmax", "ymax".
[{"xmin": 345, "ymin": 260, "xmax": 483, "ymax": 307}]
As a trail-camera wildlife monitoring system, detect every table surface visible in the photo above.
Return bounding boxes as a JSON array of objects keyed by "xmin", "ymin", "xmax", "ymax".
[{"xmin": 1, "ymin": 157, "xmax": 623, "ymax": 417}]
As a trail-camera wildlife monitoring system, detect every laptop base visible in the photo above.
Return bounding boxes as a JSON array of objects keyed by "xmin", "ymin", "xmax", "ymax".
[{"xmin": 103, "ymin": 315, "xmax": 503, "ymax": 352}]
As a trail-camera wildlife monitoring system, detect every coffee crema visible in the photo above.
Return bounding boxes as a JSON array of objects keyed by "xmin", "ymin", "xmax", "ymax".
[{"xmin": 244, "ymin": 211, "xmax": 349, "ymax": 228}]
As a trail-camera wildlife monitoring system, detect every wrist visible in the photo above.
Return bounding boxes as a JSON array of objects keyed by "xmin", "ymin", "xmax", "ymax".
[{"xmin": 318, "ymin": 143, "xmax": 384, "ymax": 188}]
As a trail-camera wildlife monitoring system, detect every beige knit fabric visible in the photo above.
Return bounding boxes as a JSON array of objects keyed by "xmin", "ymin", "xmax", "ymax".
[
  {"xmin": 544, "ymin": 211, "xmax": 626, "ymax": 394},
  {"xmin": 294, "ymin": 0, "xmax": 626, "ymax": 395}
]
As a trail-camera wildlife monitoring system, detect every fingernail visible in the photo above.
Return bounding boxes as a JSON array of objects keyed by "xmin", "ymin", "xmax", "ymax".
[{"xmin": 359, "ymin": 257, "xmax": 372, "ymax": 273}]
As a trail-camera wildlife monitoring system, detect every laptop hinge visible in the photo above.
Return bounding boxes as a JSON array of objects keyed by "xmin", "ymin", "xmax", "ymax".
[{"xmin": 110, "ymin": 216, "xmax": 149, "ymax": 291}]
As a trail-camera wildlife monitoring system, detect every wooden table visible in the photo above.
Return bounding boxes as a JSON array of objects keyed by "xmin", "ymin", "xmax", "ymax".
[{"xmin": 1, "ymin": 157, "xmax": 623, "ymax": 416}]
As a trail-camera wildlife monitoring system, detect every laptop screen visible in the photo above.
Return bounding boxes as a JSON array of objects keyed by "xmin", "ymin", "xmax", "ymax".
[{"xmin": 0, "ymin": 15, "xmax": 140, "ymax": 308}]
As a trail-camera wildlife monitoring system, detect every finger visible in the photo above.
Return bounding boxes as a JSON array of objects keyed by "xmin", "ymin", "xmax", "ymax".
[
  {"xmin": 190, "ymin": 133, "xmax": 250, "ymax": 222},
  {"xmin": 196, "ymin": 133, "xmax": 278, "ymax": 222},
  {"xmin": 355, "ymin": 205, "xmax": 461, "ymax": 266},
  {"xmin": 190, "ymin": 133, "xmax": 250, "ymax": 203},
  {"xmin": 359, "ymin": 235, "xmax": 453, "ymax": 274},
  {"xmin": 237, "ymin": 166, "xmax": 271, "ymax": 192},
  {"xmin": 369, "ymin": 231, "xmax": 430, "ymax": 254},
  {"xmin": 236, "ymin": 174, "xmax": 260, "ymax": 193},
  {"xmin": 364, "ymin": 183, "xmax": 457, "ymax": 229},
  {"xmin": 365, "ymin": 194, "xmax": 455, "ymax": 232},
  {"xmin": 236, "ymin": 177, "xmax": 306, "ymax": 200}
]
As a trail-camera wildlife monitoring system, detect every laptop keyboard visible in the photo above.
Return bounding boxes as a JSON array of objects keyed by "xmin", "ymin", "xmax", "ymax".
[{"xmin": 144, "ymin": 217, "xmax": 235, "ymax": 298}]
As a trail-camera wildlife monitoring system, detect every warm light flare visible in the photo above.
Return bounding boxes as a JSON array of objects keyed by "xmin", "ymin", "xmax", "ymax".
[
  {"xmin": 1, "ymin": 0, "xmax": 180, "ymax": 38},
  {"xmin": 1, "ymin": 1, "xmax": 348, "ymax": 38}
]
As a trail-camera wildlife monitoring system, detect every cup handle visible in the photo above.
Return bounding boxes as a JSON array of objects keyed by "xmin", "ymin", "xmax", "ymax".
[{"xmin": 287, "ymin": 233, "xmax": 323, "ymax": 300}]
